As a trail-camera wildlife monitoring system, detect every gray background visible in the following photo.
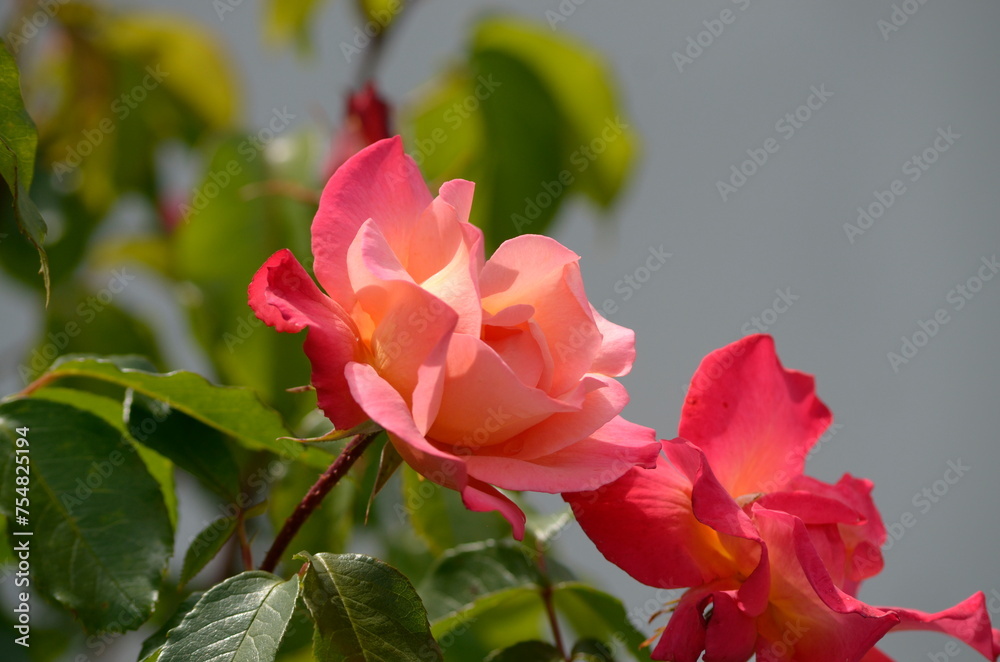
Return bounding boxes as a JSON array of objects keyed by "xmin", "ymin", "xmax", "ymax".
[{"xmin": 2, "ymin": 0, "xmax": 998, "ymax": 660}]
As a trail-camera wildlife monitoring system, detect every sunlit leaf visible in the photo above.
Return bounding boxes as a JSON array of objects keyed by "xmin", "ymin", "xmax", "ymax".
[
  {"xmin": 299, "ymin": 551, "xmax": 443, "ymax": 662},
  {"xmin": 158, "ymin": 572, "xmax": 298, "ymax": 662},
  {"xmin": 30, "ymin": 355, "xmax": 329, "ymax": 466}
]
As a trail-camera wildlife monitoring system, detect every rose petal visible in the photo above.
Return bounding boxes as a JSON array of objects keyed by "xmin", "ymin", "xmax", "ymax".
[
  {"xmin": 465, "ymin": 415, "xmax": 657, "ymax": 493},
  {"xmin": 428, "ymin": 334, "xmax": 577, "ymax": 447},
  {"xmin": 248, "ymin": 249, "xmax": 365, "ymax": 429},
  {"xmin": 312, "ymin": 137, "xmax": 432, "ymax": 307},
  {"xmin": 589, "ymin": 303, "xmax": 636, "ymax": 377},
  {"xmin": 461, "ymin": 478, "xmax": 526, "ymax": 540},
  {"xmin": 878, "ymin": 592, "xmax": 1000, "ymax": 661},
  {"xmin": 480, "ymin": 235, "xmax": 600, "ymax": 396},
  {"xmin": 752, "ymin": 507, "xmax": 899, "ymax": 661},
  {"xmin": 680, "ymin": 334, "xmax": 833, "ymax": 497},
  {"xmin": 343, "ymin": 362, "xmax": 466, "ymax": 491},
  {"xmin": 565, "ymin": 450, "xmax": 740, "ymax": 590}
]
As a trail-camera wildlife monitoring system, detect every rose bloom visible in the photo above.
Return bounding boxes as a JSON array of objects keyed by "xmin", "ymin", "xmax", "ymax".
[
  {"xmin": 566, "ymin": 335, "xmax": 999, "ymax": 661},
  {"xmin": 249, "ymin": 137, "xmax": 659, "ymax": 538}
]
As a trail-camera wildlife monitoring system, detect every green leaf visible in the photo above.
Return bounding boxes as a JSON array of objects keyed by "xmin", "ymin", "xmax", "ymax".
[
  {"xmin": 401, "ymin": 466, "xmax": 510, "ymax": 555},
  {"xmin": 403, "ymin": 16, "xmax": 637, "ymax": 251},
  {"xmin": 178, "ymin": 515, "xmax": 240, "ymax": 588},
  {"xmin": 473, "ymin": 18, "xmax": 636, "ymax": 207},
  {"xmin": 138, "ymin": 592, "xmax": 202, "ymax": 662},
  {"xmin": 419, "ymin": 539, "xmax": 552, "ymax": 622},
  {"xmin": 125, "ymin": 391, "xmax": 242, "ymax": 500},
  {"xmin": 33, "ymin": 355, "xmax": 329, "ymax": 467},
  {"xmin": 0, "ymin": 43, "xmax": 48, "ymax": 299},
  {"xmin": 431, "ymin": 588, "xmax": 545, "ymax": 662},
  {"xmin": 159, "ymin": 572, "xmax": 298, "ymax": 662},
  {"xmin": 0, "ymin": 398, "xmax": 172, "ymax": 633},
  {"xmin": 298, "ymin": 552, "xmax": 443, "ymax": 662},
  {"xmin": 29, "ymin": 386, "xmax": 178, "ymax": 527},
  {"xmin": 485, "ymin": 641, "xmax": 564, "ymax": 662},
  {"xmin": 552, "ymin": 584, "xmax": 651, "ymax": 662}
]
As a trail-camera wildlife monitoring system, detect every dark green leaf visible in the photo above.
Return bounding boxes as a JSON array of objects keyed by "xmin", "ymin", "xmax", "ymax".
[
  {"xmin": 29, "ymin": 386, "xmax": 178, "ymax": 526},
  {"xmin": 485, "ymin": 641, "xmax": 563, "ymax": 662},
  {"xmin": 298, "ymin": 551, "xmax": 443, "ymax": 662},
  {"xmin": 138, "ymin": 592, "xmax": 202, "ymax": 662},
  {"xmin": 125, "ymin": 390, "xmax": 242, "ymax": 500},
  {"xmin": 0, "ymin": 44, "xmax": 48, "ymax": 298},
  {"xmin": 0, "ymin": 399, "xmax": 172, "ymax": 633},
  {"xmin": 419, "ymin": 539, "xmax": 549, "ymax": 622},
  {"xmin": 34, "ymin": 355, "xmax": 329, "ymax": 466},
  {"xmin": 178, "ymin": 515, "xmax": 240, "ymax": 588},
  {"xmin": 159, "ymin": 572, "xmax": 298, "ymax": 662}
]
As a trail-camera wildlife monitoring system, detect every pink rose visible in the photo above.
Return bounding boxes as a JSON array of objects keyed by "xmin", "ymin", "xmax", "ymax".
[
  {"xmin": 249, "ymin": 137, "xmax": 659, "ymax": 538},
  {"xmin": 566, "ymin": 335, "xmax": 1000, "ymax": 661}
]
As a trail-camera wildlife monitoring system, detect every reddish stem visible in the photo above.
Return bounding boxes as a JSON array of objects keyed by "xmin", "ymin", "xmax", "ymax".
[{"xmin": 259, "ymin": 432, "xmax": 378, "ymax": 573}]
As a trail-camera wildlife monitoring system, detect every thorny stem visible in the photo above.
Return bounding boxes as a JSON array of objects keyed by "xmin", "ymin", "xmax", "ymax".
[{"xmin": 259, "ymin": 432, "xmax": 379, "ymax": 573}]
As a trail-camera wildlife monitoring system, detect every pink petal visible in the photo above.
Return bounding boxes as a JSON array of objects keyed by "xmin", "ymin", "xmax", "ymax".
[
  {"xmin": 788, "ymin": 473, "xmax": 887, "ymax": 590},
  {"xmin": 344, "ymin": 362, "xmax": 466, "ymax": 492},
  {"xmin": 248, "ymin": 249, "xmax": 366, "ymax": 429},
  {"xmin": 588, "ymin": 304, "xmax": 636, "ymax": 377},
  {"xmin": 752, "ymin": 507, "xmax": 899, "ymax": 662},
  {"xmin": 408, "ymin": 198, "xmax": 483, "ymax": 334},
  {"xmin": 704, "ymin": 589, "xmax": 759, "ymax": 661},
  {"xmin": 878, "ymin": 593, "xmax": 1000, "ymax": 660},
  {"xmin": 464, "ymin": 415, "xmax": 658, "ymax": 493},
  {"xmin": 565, "ymin": 450, "xmax": 741, "ymax": 590},
  {"xmin": 461, "ymin": 478, "xmax": 526, "ymax": 540},
  {"xmin": 312, "ymin": 137, "xmax": 432, "ymax": 307},
  {"xmin": 680, "ymin": 334, "xmax": 833, "ymax": 497},
  {"xmin": 354, "ymin": 278, "xmax": 458, "ymax": 434},
  {"xmin": 481, "ymin": 375, "xmax": 628, "ymax": 460},
  {"xmin": 428, "ymin": 334, "xmax": 576, "ymax": 447},
  {"xmin": 652, "ymin": 585, "xmax": 712, "ymax": 662},
  {"xmin": 480, "ymin": 235, "xmax": 600, "ymax": 396}
]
